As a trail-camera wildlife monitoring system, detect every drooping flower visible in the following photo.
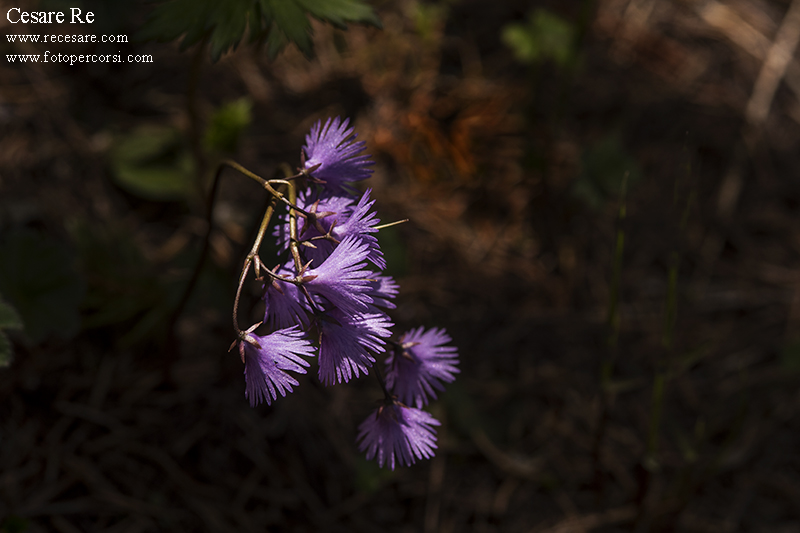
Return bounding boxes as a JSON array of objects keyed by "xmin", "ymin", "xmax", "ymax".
[
  {"xmin": 240, "ymin": 326, "xmax": 315, "ymax": 407},
  {"xmin": 357, "ymin": 402, "xmax": 440, "ymax": 470},
  {"xmin": 332, "ymin": 188, "xmax": 384, "ymax": 269},
  {"xmin": 302, "ymin": 117, "xmax": 374, "ymax": 194},
  {"xmin": 263, "ymin": 264, "xmax": 310, "ymax": 330},
  {"xmin": 366, "ymin": 274, "xmax": 398, "ymax": 311},
  {"xmin": 317, "ymin": 308, "xmax": 392, "ymax": 386},
  {"xmin": 275, "ymin": 189, "xmax": 385, "ymax": 269},
  {"xmin": 385, "ymin": 327, "xmax": 460, "ymax": 408},
  {"xmin": 274, "ymin": 191, "xmax": 353, "ymax": 256},
  {"xmin": 303, "ymin": 235, "xmax": 374, "ymax": 316}
]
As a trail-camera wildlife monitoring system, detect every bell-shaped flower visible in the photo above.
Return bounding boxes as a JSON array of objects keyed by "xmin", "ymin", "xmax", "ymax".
[
  {"xmin": 317, "ymin": 308, "xmax": 392, "ymax": 386},
  {"xmin": 303, "ymin": 116, "xmax": 374, "ymax": 194},
  {"xmin": 240, "ymin": 326, "xmax": 315, "ymax": 407},
  {"xmin": 273, "ymin": 191, "xmax": 353, "ymax": 256},
  {"xmin": 366, "ymin": 274, "xmax": 398, "ymax": 311},
  {"xmin": 263, "ymin": 263, "xmax": 310, "ymax": 330},
  {"xmin": 332, "ymin": 188, "xmax": 384, "ymax": 269},
  {"xmin": 303, "ymin": 235, "xmax": 374, "ymax": 316},
  {"xmin": 357, "ymin": 402, "xmax": 440, "ymax": 470},
  {"xmin": 385, "ymin": 327, "xmax": 460, "ymax": 408}
]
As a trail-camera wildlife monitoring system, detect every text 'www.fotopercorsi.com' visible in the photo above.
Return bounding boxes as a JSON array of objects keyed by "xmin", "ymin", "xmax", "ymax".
[{"xmin": 4, "ymin": 7, "xmax": 154, "ymax": 65}]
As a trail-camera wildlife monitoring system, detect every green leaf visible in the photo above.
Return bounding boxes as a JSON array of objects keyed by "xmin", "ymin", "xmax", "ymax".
[
  {"xmin": 139, "ymin": 0, "xmax": 380, "ymax": 61},
  {"xmin": 109, "ymin": 125, "xmax": 195, "ymax": 201},
  {"xmin": 0, "ymin": 298, "xmax": 23, "ymax": 331},
  {"xmin": 502, "ymin": 9, "xmax": 576, "ymax": 67},
  {"xmin": 0, "ymin": 229, "xmax": 85, "ymax": 344},
  {"xmin": 204, "ymin": 98, "xmax": 253, "ymax": 153},
  {"xmin": 298, "ymin": 0, "xmax": 381, "ymax": 29},
  {"xmin": 573, "ymin": 133, "xmax": 641, "ymax": 209}
]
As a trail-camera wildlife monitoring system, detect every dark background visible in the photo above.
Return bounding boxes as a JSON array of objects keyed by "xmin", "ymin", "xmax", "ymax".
[{"xmin": 2, "ymin": 0, "xmax": 800, "ymax": 531}]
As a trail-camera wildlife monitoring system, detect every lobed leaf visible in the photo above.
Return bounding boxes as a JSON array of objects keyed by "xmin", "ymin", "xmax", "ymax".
[{"xmin": 139, "ymin": 0, "xmax": 380, "ymax": 61}]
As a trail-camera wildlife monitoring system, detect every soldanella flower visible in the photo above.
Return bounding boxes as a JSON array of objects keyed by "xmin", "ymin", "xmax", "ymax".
[
  {"xmin": 303, "ymin": 116, "xmax": 374, "ymax": 194},
  {"xmin": 317, "ymin": 308, "xmax": 392, "ymax": 386},
  {"xmin": 240, "ymin": 326, "xmax": 315, "ymax": 407},
  {"xmin": 385, "ymin": 327, "xmax": 460, "ymax": 408},
  {"xmin": 333, "ymin": 188, "xmax": 385, "ymax": 269},
  {"xmin": 275, "ymin": 189, "xmax": 384, "ymax": 269},
  {"xmin": 357, "ymin": 401, "xmax": 440, "ymax": 470},
  {"xmin": 263, "ymin": 266, "xmax": 310, "ymax": 330},
  {"xmin": 274, "ymin": 191, "xmax": 353, "ymax": 257},
  {"xmin": 227, "ymin": 116, "xmax": 458, "ymax": 469},
  {"xmin": 366, "ymin": 274, "xmax": 398, "ymax": 311},
  {"xmin": 303, "ymin": 235, "xmax": 374, "ymax": 316}
]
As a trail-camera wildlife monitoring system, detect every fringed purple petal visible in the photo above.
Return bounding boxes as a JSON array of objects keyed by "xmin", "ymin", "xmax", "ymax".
[
  {"xmin": 366, "ymin": 274, "xmax": 398, "ymax": 310},
  {"xmin": 317, "ymin": 309, "xmax": 392, "ymax": 386},
  {"xmin": 357, "ymin": 403, "xmax": 440, "ymax": 470},
  {"xmin": 242, "ymin": 327, "xmax": 315, "ymax": 407},
  {"xmin": 303, "ymin": 117, "xmax": 374, "ymax": 194},
  {"xmin": 385, "ymin": 327, "xmax": 460, "ymax": 408},
  {"xmin": 305, "ymin": 235, "xmax": 374, "ymax": 315}
]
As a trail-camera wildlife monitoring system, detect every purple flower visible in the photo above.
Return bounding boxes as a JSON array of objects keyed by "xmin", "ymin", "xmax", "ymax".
[
  {"xmin": 332, "ymin": 189, "xmax": 384, "ymax": 269},
  {"xmin": 275, "ymin": 189, "xmax": 385, "ymax": 269},
  {"xmin": 357, "ymin": 402, "xmax": 440, "ymax": 470},
  {"xmin": 263, "ymin": 265, "xmax": 310, "ymax": 330},
  {"xmin": 240, "ymin": 326, "xmax": 315, "ymax": 407},
  {"xmin": 317, "ymin": 308, "xmax": 392, "ymax": 386},
  {"xmin": 303, "ymin": 117, "xmax": 374, "ymax": 194},
  {"xmin": 366, "ymin": 274, "xmax": 398, "ymax": 310},
  {"xmin": 274, "ymin": 191, "xmax": 353, "ymax": 256},
  {"xmin": 385, "ymin": 327, "xmax": 460, "ymax": 408},
  {"xmin": 304, "ymin": 235, "xmax": 374, "ymax": 316}
]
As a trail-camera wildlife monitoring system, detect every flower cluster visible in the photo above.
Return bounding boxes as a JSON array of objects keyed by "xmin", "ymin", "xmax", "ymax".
[{"xmin": 232, "ymin": 116, "xmax": 459, "ymax": 469}]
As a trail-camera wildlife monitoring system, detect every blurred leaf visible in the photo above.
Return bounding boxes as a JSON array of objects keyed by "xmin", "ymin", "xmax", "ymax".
[
  {"xmin": 573, "ymin": 133, "xmax": 641, "ymax": 209},
  {"xmin": 502, "ymin": 9, "xmax": 576, "ymax": 67},
  {"xmin": 109, "ymin": 126, "xmax": 195, "ymax": 201},
  {"xmin": 204, "ymin": 98, "xmax": 253, "ymax": 154},
  {"xmin": 71, "ymin": 220, "xmax": 204, "ymax": 347},
  {"xmin": 0, "ymin": 298, "xmax": 23, "ymax": 331},
  {"xmin": 0, "ymin": 229, "xmax": 85, "ymax": 344},
  {"xmin": 139, "ymin": 0, "xmax": 380, "ymax": 61},
  {"xmin": 412, "ymin": 2, "xmax": 447, "ymax": 42},
  {"xmin": 72, "ymin": 221, "xmax": 161, "ymax": 329}
]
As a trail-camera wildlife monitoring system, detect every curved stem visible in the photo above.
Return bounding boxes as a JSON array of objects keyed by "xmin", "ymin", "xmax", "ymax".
[
  {"xmin": 232, "ymin": 259, "xmax": 251, "ymax": 335},
  {"xmin": 222, "ymin": 159, "xmax": 312, "ymax": 217},
  {"xmin": 233, "ymin": 199, "xmax": 277, "ymax": 334}
]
